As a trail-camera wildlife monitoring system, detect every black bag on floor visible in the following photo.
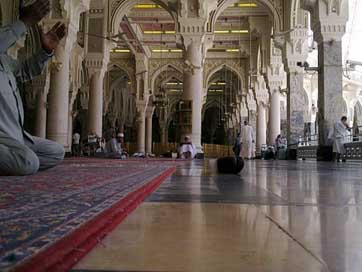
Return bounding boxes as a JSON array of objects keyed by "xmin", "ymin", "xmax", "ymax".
[{"xmin": 217, "ymin": 156, "xmax": 244, "ymax": 174}]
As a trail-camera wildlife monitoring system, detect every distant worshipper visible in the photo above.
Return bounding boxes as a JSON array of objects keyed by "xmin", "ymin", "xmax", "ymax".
[
  {"xmin": 180, "ymin": 136, "xmax": 196, "ymax": 159},
  {"xmin": 104, "ymin": 132, "xmax": 127, "ymax": 159},
  {"xmin": 0, "ymin": 0, "xmax": 66, "ymax": 176},
  {"xmin": 72, "ymin": 132, "xmax": 81, "ymax": 156},
  {"xmin": 329, "ymin": 116, "xmax": 351, "ymax": 162},
  {"xmin": 275, "ymin": 134, "xmax": 283, "ymax": 157},
  {"xmin": 240, "ymin": 121, "xmax": 255, "ymax": 160},
  {"xmin": 87, "ymin": 130, "xmax": 99, "ymax": 156}
]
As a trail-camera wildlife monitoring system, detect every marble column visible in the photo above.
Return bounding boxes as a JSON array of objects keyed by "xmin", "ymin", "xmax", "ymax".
[
  {"xmin": 182, "ymin": 42, "xmax": 203, "ymax": 152},
  {"xmin": 269, "ymin": 89, "xmax": 281, "ymax": 144},
  {"xmin": 34, "ymin": 89, "xmax": 48, "ymax": 138},
  {"xmin": 286, "ymin": 68, "xmax": 305, "ymax": 147},
  {"xmin": 145, "ymin": 107, "xmax": 154, "ymax": 154},
  {"xmin": 47, "ymin": 45, "xmax": 70, "ymax": 148},
  {"xmin": 317, "ymin": 41, "xmax": 344, "ymax": 145},
  {"xmin": 137, "ymin": 110, "xmax": 146, "ymax": 154},
  {"xmin": 256, "ymin": 103, "xmax": 267, "ymax": 154},
  {"xmin": 87, "ymin": 71, "xmax": 104, "ymax": 137}
]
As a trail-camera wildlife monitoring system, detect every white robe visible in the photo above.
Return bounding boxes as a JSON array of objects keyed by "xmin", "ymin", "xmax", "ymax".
[
  {"xmin": 330, "ymin": 121, "xmax": 349, "ymax": 154},
  {"xmin": 240, "ymin": 125, "xmax": 255, "ymax": 159},
  {"xmin": 180, "ymin": 144, "xmax": 196, "ymax": 159}
]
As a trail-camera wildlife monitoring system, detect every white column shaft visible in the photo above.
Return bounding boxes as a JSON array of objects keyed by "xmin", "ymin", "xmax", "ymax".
[
  {"xmin": 183, "ymin": 43, "xmax": 203, "ymax": 151},
  {"xmin": 47, "ymin": 46, "xmax": 70, "ymax": 148},
  {"xmin": 137, "ymin": 112, "xmax": 146, "ymax": 153},
  {"xmin": 257, "ymin": 104, "xmax": 267, "ymax": 153},
  {"xmin": 88, "ymin": 71, "xmax": 104, "ymax": 136}
]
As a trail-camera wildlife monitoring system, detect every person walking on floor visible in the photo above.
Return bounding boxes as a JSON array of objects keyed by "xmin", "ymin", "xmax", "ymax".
[
  {"xmin": 0, "ymin": 0, "xmax": 66, "ymax": 176},
  {"xmin": 240, "ymin": 121, "xmax": 255, "ymax": 160},
  {"xmin": 72, "ymin": 132, "xmax": 81, "ymax": 156},
  {"xmin": 329, "ymin": 116, "xmax": 351, "ymax": 162}
]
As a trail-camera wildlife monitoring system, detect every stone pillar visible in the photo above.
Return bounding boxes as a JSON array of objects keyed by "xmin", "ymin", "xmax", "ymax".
[
  {"xmin": 269, "ymin": 90, "xmax": 281, "ymax": 144},
  {"xmin": 87, "ymin": 71, "xmax": 105, "ymax": 137},
  {"xmin": 311, "ymin": 1, "xmax": 348, "ymax": 151},
  {"xmin": 182, "ymin": 41, "xmax": 203, "ymax": 152},
  {"xmin": 134, "ymin": 53, "xmax": 150, "ymax": 154},
  {"xmin": 145, "ymin": 107, "xmax": 155, "ymax": 154},
  {"xmin": 286, "ymin": 67, "xmax": 305, "ymax": 146},
  {"xmin": 274, "ymin": 27, "xmax": 309, "ymax": 148},
  {"xmin": 46, "ymin": 0, "xmax": 89, "ymax": 149},
  {"xmin": 47, "ymin": 45, "xmax": 70, "ymax": 148},
  {"xmin": 256, "ymin": 103, "xmax": 267, "ymax": 154},
  {"xmin": 136, "ymin": 105, "xmax": 146, "ymax": 154}
]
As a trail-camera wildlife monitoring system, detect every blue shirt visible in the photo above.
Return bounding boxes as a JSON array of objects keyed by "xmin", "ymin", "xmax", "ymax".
[{"xmin": 0, "ymin": 21, "xmax": 52, "ymax": 143}]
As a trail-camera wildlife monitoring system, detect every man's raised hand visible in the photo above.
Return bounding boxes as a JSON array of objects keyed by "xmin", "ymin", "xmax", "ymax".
[
  {"xmin": 19, "ymin": 0, "xmax": 50, "ymax": 26},
  {"xmin": 41, "ymin": 22, "xmax": 67, "ymax": 52}
]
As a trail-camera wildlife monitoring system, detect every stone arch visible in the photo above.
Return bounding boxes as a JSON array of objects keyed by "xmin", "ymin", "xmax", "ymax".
[
  {"xmin": 110, "ymin": 0, "xmax": 176, "ymax": 35},
  {"xmin": 165, "ymin": 98, "xmax": 181, "ymax": 129},
  {"xmin": 204, "ymin": 63, "xmax": 244, "ymax": 90},
  {"xmin": 211, "ymin": 0, "xmax": 282, "ymax": 32},
  {"xmin": 159, "ymin": 72, "xmax": 183, "ymax": 88},
  {"xmin": 202, "ymin": 99, "xmax": 225, "ymax": 120},
  {"xmin": 150, "ymin": 63, "xmax": 183, "ymax": 93},
  {"xmin": 108, "ymin": 62, "xmax": 135, "ymax": 94},
  {"xmin": 105, "ymin": 67, "xmax": 136, "ymax": 128}
]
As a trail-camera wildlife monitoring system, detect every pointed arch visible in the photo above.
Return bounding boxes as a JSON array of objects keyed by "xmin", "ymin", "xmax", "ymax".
[
  {"xmin": 150, "ymin": 63, "xmax": 183, "ymax": 93},
  {"xmin": 205, "ymin": 63, "xmax": 244, "ymax": 90},
  {"xmin": 110, "ymin": 0, "xmax": 176, "ymax": 35},
  {"xmin": 211, "ymin": 0, "xmax": 282, "ymax": 32}
]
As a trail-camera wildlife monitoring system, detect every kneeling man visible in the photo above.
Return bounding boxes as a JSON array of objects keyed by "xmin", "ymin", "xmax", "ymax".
[{"xmin": 0, "ymin": 0, "xmax": 66, "ymax": 176}]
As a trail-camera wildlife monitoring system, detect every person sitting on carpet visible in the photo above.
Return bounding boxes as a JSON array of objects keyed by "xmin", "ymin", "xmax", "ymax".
[
  {"xmin": 104, "ymin": 132, "xmax": 127, "ymax": 159},
  {"xmin": 179, "ymin": 136, "xmax": 196, "ymax": 159},
  {"xmin": 0, "ymin": 0, "xmax": 66, "ymax": 176}
]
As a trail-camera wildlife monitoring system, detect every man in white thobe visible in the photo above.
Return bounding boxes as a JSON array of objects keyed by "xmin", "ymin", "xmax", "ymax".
[
  {"xmin": 240, "ymin": 121, "xmax": 255, "ymax": 160},
  {"xmin": 329, "ymin": 116, "xmax": 351, "ymax": 162}
]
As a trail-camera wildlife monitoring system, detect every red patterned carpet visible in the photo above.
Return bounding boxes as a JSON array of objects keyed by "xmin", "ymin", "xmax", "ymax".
[{"xmin": 0, "ymin": 158, "xmax": 176, "ymax": 272}]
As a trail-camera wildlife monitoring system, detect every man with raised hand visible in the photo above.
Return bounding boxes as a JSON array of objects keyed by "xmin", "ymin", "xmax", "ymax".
[{"xmin": 0, "ymin": 0, "xmax": 67, "ymax": 176}]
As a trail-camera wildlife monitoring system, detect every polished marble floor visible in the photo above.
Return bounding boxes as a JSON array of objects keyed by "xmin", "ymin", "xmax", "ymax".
[{"xmin": 74, "ymin": 160, "xmax": 362, "ymax": 272}]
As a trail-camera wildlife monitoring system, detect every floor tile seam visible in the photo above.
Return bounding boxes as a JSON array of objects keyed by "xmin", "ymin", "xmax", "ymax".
[
  {"xmin": 145, "ymin": 200, "xmax": 362, "ymax": 208},
  {"xmin": 260, "ymin": 207, "xmax": 331, "ymax": 272}
]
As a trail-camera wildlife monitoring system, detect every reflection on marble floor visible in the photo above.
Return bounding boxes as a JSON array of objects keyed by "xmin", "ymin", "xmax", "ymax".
[
  {"xmin": 74, "ymin": 203, "xmax": 326, "ymax": 272},
  {"xmin": 74, "ymin": 160, "xmax": 362, "ymax": 272}
]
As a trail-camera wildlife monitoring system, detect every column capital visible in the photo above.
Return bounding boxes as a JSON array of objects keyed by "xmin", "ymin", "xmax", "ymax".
[
  {"xmin": 136, "ymin": 100, "xmax": 148, "ymax": 111},
  {"xmin": 85, "ymin": 57, "xmax": 108, "ymax": 77},
  {"xmin": 145, "ymin": 106, "xmax": 155, "ymax": 118},
  {"xmin": 306, "ymin": 0, "xmax": 348, "ymax": 43},
  {"xmin": 273, "ymin": 26, "xmax": 309, "ymax": 73},
  {"xmin": 254, "ymin": 76, "xmax": 269, "ymax": 105}
]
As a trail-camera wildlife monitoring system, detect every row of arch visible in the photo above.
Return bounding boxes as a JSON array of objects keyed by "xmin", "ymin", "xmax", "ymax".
[{"xmin": 110, "ymin": 0, "xmax": 286, "ymax": 35}]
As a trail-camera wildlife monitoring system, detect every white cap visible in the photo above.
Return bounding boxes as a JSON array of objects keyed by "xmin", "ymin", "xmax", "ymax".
[{"xmin": 117, "ymin": 133, "xmax": 124, "ymax": 137}]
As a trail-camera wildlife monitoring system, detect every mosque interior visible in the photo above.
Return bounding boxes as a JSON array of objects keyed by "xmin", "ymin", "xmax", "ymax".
[{"xmin": 1, "ymin": 0, "xmax": 362, "ymax": 271}]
